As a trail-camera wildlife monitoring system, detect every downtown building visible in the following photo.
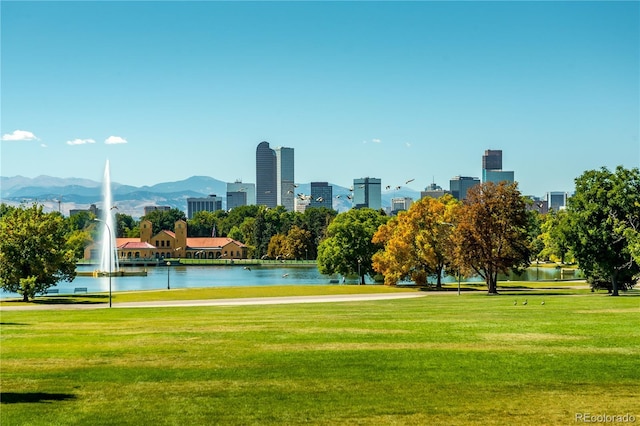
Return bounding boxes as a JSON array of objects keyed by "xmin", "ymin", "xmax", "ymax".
[
  {"xmin": 547, "ymin": 191, "xmax": 568, "ymax": 211},
  {"xmin": 256, "ymin": 141, "xmax": 278, "ymax": 208},
  {"xmin": 256, "ymin": 141, "xmax": 295, "ymax": 211},
  {"xmin": 276, "ymin": 146, "xmax": 295, "ymax": 211},
  {"xmin": 353, "ymin": 177, "xmax": 381, "ymax": 210},
  {"xmin": 421, "ymin": 183, "xmax": 450, "ymax": 199},
  {"xmin": 186, "ymin": 195, "xmax": 222, "ymax": 219},
  {"xmin": 226, "ymin": 180, "xmax": 256, "ymax": 210},
  {"xmin": 482, "ymin": 149, "xmax": 514, "ymax": 185},
  {"xmin": 449, "ymin": 176, "xmax": 480, "ymax": 201},
  {"xmin": 391, "ymin": 197, "xmax": 413, "ymax": 215},
  {"xmin": 310, "ymin": 182, "xmax": 333, "ymax": 209}
]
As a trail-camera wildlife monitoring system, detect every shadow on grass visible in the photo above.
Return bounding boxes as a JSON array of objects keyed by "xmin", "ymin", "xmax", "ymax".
[
  {"xmin": 498, "ymin": 291, "xmax": 581, "ymax": 296},
  {"xmin": 31, "ymin": 295, "xmax": 108, "ymax": 305},
  {"xmin": 1, "ymin": 392, "xmax": 76, "ymax": 404}
]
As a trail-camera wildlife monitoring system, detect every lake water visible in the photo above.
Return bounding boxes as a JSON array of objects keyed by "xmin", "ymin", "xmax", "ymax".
[{"xmin": 0, "ymin": 263, "xmax": 582, "ymax": 298}]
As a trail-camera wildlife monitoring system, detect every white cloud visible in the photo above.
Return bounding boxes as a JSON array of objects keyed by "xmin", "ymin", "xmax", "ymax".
[
  {"xmin": 67, "ymin": 138, "xmax": 96, "ymax": 146},
  {"xmin": 1, "ymin": 129, "xmax": 39, "ymax": 141},
  {"xmin": 405, "ymin": 142, "xmax": 411, "ymax": 148},
  {"xmin": 41, "ymin": 143, "xmax": 48, "ymax": 148},
  {"xmin": 372, "ymin": 138, "xmax": 382, "ymax": 143},
  {"xmin": 105, "ymin": 135, "xmax": 127, "ymax": 144}
]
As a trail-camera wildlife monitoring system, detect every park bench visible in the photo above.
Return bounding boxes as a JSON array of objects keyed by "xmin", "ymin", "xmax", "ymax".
[
  {"xmin": 74, "ymin": 287, "xmax": 88, "ymax": 294},
  {"xmin": 45, "ymin": 289, "xmax": 59, "ymax": 294}
]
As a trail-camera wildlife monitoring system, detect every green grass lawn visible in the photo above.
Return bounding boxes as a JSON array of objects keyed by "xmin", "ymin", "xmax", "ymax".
[
  {"xmin": 1, "ymin": 289, "xmax": 638, "ymax": 425},
  {"xmin": 0, "ymin": 280, "xmax": 590, "ymax": 307}
]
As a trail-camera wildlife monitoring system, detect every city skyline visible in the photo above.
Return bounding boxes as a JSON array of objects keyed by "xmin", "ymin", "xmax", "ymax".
[{"xmin": 1, "ymin": 1, "xmax": 638, "ymax": 198}]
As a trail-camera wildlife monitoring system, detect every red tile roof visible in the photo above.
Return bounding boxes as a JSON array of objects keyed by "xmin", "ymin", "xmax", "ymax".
[
  {"xmin": 116, "ymin": 238, "xmax": 139, "ymax": 248},
  {"xmin": 186, "ymin": 237, "xmax": 246, "ymax": 249},
  {"xmin": 120, "ymin": 242, "xmax": 155, "ymax": 249}
]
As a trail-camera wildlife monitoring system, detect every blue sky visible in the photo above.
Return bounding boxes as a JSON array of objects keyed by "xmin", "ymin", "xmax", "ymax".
[{"xmin": 1, "ymin": 1, "xmax": 638, "ymax": 197}]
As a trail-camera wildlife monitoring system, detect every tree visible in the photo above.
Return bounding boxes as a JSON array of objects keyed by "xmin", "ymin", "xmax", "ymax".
[
  {"xmin": 267, "ymin": 233, "xmax": 288, "ymax": 259},
  {"xmin": 252, "ymin": 206, "xmax": 292, "ymax": 259},
  {"xmin": 565, "ymin": 166, "xmax": 640, "ymax": 295},
  {"xmin": 372, "ymin": 195, "xmax": 460, "ymax": 287},
  {"xmin": 297, "ymin": 207, "xmax": 337, "ymax": 259},
  {"xmin": 452, "ymin": 182, "xmax": 531, "ymax": 294},
  {"xmin": 0, "ymin": 203, "xmax": 16, "ymax": 219},
  {"xmin": 622, "ymin": 209, "xmax": 640, "ymax": 266},
  {"xmin": 285, "ymin": 225, "xmax": 313, "ymax": 260},
  {"xmin": 0, "ymin": 204, "xmax": 77, "ymax": 301},
  {"xmin": 66, "ymin": 230, "xmax": 93, "ymax": 260},
  {"xmin": 221, "ymin": 205, "xmax": 260, "ymax": 236},
  {"xmin": 317, "ymin": 208, "xmax": 388, "ymax": 284},
  {"xmin": 115, "ymin": 213, "xmax": 138, "ymax": 238},
  {"xmin": 141, "ymin": 208, "xmax": 186, "ymax": 234},
  {"xmin": 67, "ymin": 210, "xmax": 94, "ymax": 233},
  {"xmin": 227, "ymin": 225, "xmax": 244, "ymax": 243},
  {"xmin": 538, "ymin": 209, "xmax": 573, "ymax": 263},
  {"xmin": 188, "ymin": 211, "xmax": 218, "ymax": 237},
  {"xmin": 239, "ymin": 217, "xmax": 257, "ymax": 257}
]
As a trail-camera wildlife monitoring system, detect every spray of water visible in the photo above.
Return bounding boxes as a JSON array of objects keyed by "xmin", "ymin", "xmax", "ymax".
[{"xmin": 98, "ymin": 159, "xmax": 119, "ymax": 273}]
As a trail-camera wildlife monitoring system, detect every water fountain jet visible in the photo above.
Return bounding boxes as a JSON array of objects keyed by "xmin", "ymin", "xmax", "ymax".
[{"xmin": 98, "ymin": 159, "xmax": 119, "ymax": 274}]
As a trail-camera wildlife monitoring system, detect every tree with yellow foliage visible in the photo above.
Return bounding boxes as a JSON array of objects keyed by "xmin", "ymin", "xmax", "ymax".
[{"xmin": 373, "ymin": 195, "xmax": 460, "ymax": 287}]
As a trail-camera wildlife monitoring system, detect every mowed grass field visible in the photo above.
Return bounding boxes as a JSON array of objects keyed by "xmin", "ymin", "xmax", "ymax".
[{"xmin": 1, "ymin": 286, "xmax": 638, "ymax": 425}]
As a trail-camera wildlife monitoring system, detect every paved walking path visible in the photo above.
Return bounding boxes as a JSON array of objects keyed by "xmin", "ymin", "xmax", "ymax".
[{"xmin": 0, "ymin": 293, "xmax": 427, "ymax": 311}]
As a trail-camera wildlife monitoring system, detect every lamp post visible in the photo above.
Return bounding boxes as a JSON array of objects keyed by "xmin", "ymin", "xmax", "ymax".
[
  {"xmin": 93, "ymin": 218, "xmax": 112, "ymax": 308},
  {"xmin": 166, "ymin": 261, "xmax": 171, "ymax": 290}
]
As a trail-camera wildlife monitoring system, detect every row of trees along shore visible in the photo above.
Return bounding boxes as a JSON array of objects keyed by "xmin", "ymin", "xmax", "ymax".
[{"xmin": 1, "ymin": 166, "xmax": 638, "ymax": 301}]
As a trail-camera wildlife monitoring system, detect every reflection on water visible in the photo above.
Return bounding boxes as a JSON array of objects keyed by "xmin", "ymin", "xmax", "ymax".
[
  {"xmin": 0, "ymin": 264, "xmax": 582, "ymax": 298},
  {"xmin": 1, "ymin": 265, "xmax": 341, "ymax": 297}
]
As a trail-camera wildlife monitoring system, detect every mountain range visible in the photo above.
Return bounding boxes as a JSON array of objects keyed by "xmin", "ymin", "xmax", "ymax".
[{"xmin": 1, "ymin": 175, "xmax": 421, "ymax": 218}]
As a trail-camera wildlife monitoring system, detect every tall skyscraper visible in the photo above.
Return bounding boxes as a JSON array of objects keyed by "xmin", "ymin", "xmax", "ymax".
[
  {"xmin": 353, "ymin": 177, "xmax": 382, "ymax": 210},
  {"xmin": 482, "ymin": 149, "xmax": 514, "ymax": 184},
  {"xmin": 275, "ymin": 146, "xmax": 295, "ymax": 211},
  {"xmin": 310, "ymin": 182, "xmax": 333, "ymax": 209},
  {"xmin": 449, "ymin": 176, "xmax": 480, "ymax": 200},
  {"xmin": 256, "ymin": 141, "xmax": 277, "ymax": 208}
]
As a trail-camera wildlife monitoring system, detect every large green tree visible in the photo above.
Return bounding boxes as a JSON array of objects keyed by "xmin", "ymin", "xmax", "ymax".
[
  {"xmin": 452, "ymin": 182, "xmax": 531, "ymax": 294},
  {"xmin": 566, "ymin": 166, "xmax": 640, "ymax": 295},
  {"xmin": 317, "ymin": 208, "xmax": 388, "ymax": 284},
  {"xmin": 0, "ymin": 204, "xmax": 77, "ymax": 301}
]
